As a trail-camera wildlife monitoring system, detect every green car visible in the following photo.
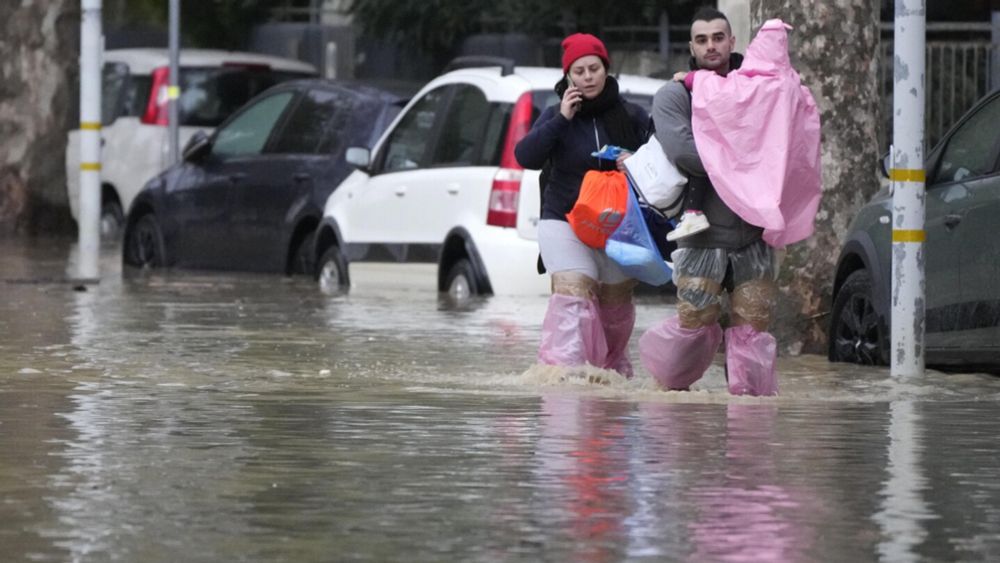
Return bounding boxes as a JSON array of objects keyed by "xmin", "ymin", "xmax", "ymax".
[{"xmin": 829, "ymin": 88, "xmax": 1000, "ymax": 369}]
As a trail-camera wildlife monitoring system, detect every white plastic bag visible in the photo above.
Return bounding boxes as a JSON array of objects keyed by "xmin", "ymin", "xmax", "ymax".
[{"xmin": 623, "ymin": 136, "xmax": 687, "ymax": 219}]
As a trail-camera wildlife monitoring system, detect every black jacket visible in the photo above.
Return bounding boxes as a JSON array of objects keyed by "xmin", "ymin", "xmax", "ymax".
[{"xmin": 514, "ymin": 99, "xmax": 648, "ymax": 221}]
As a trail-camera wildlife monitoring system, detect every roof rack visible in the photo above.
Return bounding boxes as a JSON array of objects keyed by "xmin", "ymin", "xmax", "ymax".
[{"xmin": 443, "ymin": 56, "xmax": 516, "ymax": 76}]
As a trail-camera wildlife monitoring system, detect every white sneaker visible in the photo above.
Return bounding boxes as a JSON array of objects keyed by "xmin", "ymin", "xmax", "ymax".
[{"xmin": 666, "ymin": 211, "xmax": 710, "ymax": 241}]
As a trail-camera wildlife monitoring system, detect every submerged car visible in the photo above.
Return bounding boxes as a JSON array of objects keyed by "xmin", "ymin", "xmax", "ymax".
[
  {"xmin": 66, "ymin": 48, "xmax": 317, "ymax": 240},
  {"xmin": 121, "ymin": 79, "xmax": 407, "ymax": 274},
  {"xmin": 314, "ymin": 58, "xmax": 666, "ymax": 297},
  {"xmin": 829, "ymin": 87, "xmax": 1000, "ymax": 369}
]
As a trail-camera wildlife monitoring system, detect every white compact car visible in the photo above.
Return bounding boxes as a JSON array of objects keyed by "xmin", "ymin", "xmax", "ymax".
[
  {"xmin": 314, "ymin": 58, "xmax": 665, "ymax": 297},
  {"xmin": 66, "ymin": 48, "xmax": 316, "ymax": 239}
]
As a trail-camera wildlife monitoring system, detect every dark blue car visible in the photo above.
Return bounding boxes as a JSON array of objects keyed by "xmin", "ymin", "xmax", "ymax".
[{"xmin": 122, "ymin": 79, "xmax": 408, "ymax": 274}]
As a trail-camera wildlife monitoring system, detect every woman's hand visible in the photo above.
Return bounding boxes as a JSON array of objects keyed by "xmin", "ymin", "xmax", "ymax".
[
  {"xmin": 560, "ymin": 85, "xmax": 583, "ymax": 120},
  {"xmin": 615, "ymin": 151, "xmax": 632, "ymax": 172}
]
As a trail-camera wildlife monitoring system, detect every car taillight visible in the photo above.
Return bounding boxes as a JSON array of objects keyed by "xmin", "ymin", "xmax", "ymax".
[
  {"xmin": 141, "ymin": 66, "xmax": 170, "ymax": 125},
  {"xmin": 487, "ymin": 91, "xmax": 533, "ymax": 228}
]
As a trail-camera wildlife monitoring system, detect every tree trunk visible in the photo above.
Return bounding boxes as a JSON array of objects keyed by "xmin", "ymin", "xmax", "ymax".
[
  {"xmin": 749, "ymin": 0, "xmax": 882, "ymax": 355},
  {"xmin": 0, "ymin": 1, "xmax": 79, "ymax": 236}
]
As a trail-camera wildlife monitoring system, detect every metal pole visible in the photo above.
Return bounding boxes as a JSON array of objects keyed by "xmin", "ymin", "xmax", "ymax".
[
  {"xmin": 168, "ymin": 0, "xmax": 180, "ymax": 165},
  {"xmin": 78, "ymin": 0, "xmax": 103, "ymax": 279},
  {"xmin": 991, "ymin": 5, "xmax": 1000, "ymax": 91},
  {"xmin": 890, "ymin": 0, "xmax": 926, "ymax": 377}
]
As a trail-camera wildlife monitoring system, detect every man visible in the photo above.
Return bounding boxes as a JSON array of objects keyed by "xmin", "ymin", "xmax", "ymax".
[{"xmin": 638, "ymin": 7, "xmax": 779, "ymax": 396}]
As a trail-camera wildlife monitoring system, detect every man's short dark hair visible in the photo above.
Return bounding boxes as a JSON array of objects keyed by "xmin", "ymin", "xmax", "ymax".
[{"xmin": 691, "ymin": 7, "xmax": 729, "ymax": 26}]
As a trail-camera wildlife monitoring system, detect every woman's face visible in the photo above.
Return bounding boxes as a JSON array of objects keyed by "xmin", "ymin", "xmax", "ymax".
[{"xmin": 567, "ymin": 55, "xmax": 607, "ymax": 99}]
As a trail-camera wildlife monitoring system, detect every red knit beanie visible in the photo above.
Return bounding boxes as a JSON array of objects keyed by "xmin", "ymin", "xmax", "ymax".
[{"xmin": 561, "ymin": 33, "xmax": 610, "ymax": 74}]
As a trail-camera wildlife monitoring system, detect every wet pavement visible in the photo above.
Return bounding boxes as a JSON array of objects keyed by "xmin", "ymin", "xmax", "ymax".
[{"xmin": 3, "ymin": 237, "xmax": 1000, "ymax": 562}]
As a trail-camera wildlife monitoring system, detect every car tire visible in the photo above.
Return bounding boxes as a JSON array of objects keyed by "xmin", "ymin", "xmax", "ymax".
[
  {"xmin": 124, "ymin": 213, "xmax": 166, "ymax": 269},
  {"xmin": 829, "ymin": 269, "xmax": 888, "ymax": 365},
  {"xmin": 444, "ymin": 259, "xmax": 479, "ymax": 300},
  {"xmin": 317, "ymin": 245, "xmax": 349, "ymax": 294},
  {"xmin": 100, "ymin": 200, "xmax": 124, "ymax": 242}
]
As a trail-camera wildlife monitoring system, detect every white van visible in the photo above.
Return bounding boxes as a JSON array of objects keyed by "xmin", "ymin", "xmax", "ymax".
[{"xmin": 65, "ymin": 48, "xmax": 316, "ymax": 238}]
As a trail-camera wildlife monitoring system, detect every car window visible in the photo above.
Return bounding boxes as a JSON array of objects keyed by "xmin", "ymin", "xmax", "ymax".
[
  {"xmin": 478, "ymin": 103, "xmax": 508, "ymax": 166},
  {"xmin": 933, "ymin": 95, "xmax": 1000, "ymax": 184},
  {"xmin": 269, "ymin": 88, "xmax": 353, "ymax": 155},
  {"xmin": 101, "ymin": 62, "xmax": 130, "ymax": 125},
  {"xmin": 212, "ymin": 92, "xmax": 294, "ymax": 158},
  {"xmin": 121, "ymin": 74, "xmax": 151, "ymax": 118},
  {"xmin": 178, "ymin": 67, "xmax": 312, "ymax": 128},
  {"xmin": 380, "ymin": 86, "xmax": 451, "ymax": 173},
  {"xmin": 430, "ymin": 85, "xmax": 491, "ymax": 166}
]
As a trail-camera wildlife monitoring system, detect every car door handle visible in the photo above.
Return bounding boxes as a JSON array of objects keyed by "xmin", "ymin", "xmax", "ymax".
[
  {"xmin": 229, "ymin": 173, "xmax": 246, "ymax": 183},
  {"xmin": 944, "ymin": 213, "xmax": 963, "ymax": 229},
  {"xmin": 293, "ymin": 172, "xmax": 310, "ymax": 182},
  {"xmin": 446, "ymin": 183, "xmax": 460, "ymax": 195},
  {"xmin": 394, "ymin": 187, "xmax": 407, "ymax": 197}
]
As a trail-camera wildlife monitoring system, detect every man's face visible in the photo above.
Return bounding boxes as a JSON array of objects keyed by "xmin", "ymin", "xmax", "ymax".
[{"xmin": 689, "ymin": 18, "xmax": 735, "ymax": 73}]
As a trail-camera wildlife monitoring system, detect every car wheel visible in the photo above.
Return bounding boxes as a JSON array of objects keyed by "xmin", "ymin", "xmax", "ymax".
[
  {"xmin": 444, "ymin": 259, "xmax": 479, "ymax": 300},
  {"xmin": 829, "ymin": 269, "xmax": 888, "ymax": 365},
  {"xmin": 100, "ymin": 200, "xmax": 124, "ymax": 241},
  {"xmin": 317, "ymin": 245, "xmax": 349, "ymax": 294},
  {"xmin": 124, "ymin": 213, "xmax": 166, "ymax": 268}
]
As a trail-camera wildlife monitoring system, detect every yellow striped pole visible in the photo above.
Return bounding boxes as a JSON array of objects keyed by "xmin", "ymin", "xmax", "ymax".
[
  {"xmin": 890, "ymin": 0, "xmax": 926, "ymax": 377},
  {"xmin": 78, "ymin": 0, "xmax": 103, "ymax": 279}
]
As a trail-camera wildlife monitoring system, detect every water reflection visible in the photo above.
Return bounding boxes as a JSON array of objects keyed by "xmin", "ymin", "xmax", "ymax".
[
  {"xmin": 685, "ymin": 404, "xmax": 812, "ymax": 562},
  {"xmin": 874, "ymin": 400, "xmax": 932, "ymax": 561},
  {"xmin": 5, "ymin": 238, "xmax": 1000, "ymax": 561}
]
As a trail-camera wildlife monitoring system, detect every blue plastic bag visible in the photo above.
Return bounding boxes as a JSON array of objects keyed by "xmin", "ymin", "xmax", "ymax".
[
  {"xmin": 591, "ymin": 144, "xmax": 625, "ymax": 161},
  {"xmin": 605, "ymin": 182, "xmax": 674, "ymax": 286}
]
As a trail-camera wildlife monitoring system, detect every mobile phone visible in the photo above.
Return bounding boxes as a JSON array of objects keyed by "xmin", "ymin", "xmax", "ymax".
[{"xmin": 565, "ymin": 75, "xmax": 580, "ymax": 109}]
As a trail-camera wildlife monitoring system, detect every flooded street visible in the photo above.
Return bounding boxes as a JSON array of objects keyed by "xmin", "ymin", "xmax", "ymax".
[{"xmin": 3, "ymin": 237, "xmax": 1000, "ymax": 562}]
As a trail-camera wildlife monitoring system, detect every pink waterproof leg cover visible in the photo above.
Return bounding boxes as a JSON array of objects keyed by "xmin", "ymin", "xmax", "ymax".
[
  {"xmin": 600, "ymin": 303, "xmax": 635, "ymax": 378},
  {"xmin": 639, "ymin": 316, "xmax": 723, "ymax": 390},
  {"xmin": 725, "ymin": 325, "xmax": 778, "ymax": 396},
  {"xmin": 538, "ymin": 294, "xmax": 608, "ymax": 367}
]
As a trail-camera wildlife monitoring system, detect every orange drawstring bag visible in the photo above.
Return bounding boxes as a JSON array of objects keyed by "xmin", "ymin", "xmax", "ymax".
[{"xmin": 566, "ymin": 170, "xmax": 629, "ymax": 249}]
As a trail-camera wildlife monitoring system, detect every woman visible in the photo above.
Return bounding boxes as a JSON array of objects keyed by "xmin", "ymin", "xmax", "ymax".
[{"xmin": 514, "ymin": 33, "xmax": 649, "ymax": 378}]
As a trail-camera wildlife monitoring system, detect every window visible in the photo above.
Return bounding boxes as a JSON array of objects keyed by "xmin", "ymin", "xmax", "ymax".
[
  {"xmin": 120, "ymin": 74, "xmax": 151, "ymax": 118},
  {"xmin": 933, "ymin": 95, "xmax": 1000, "ymax": 184},
  {"xmin": 430, "ymin": 85, "xmax": 492, "ymax": 166},
  {"xmin": 101, "ymin": 62, "xmax": 130, "ymax": 125},
  {"xmin": 177, "ymin": 67, "xmax": 312, "ymax": 128},
  {"xmin": 380, "ymin": 87, "xmax": 450, "ymax": 172},
  {"xmin": 211, "ymin": 92, "xmax": 293, "ymax": 158},
  {"xmin": 269, "ymin": 88, "xmax": 353, "ymax": 155}
]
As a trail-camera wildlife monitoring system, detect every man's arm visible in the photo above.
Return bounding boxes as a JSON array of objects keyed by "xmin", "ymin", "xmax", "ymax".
[{"xmin": 651, "ymin": 82, "xmax": 707, "ymax": 176}]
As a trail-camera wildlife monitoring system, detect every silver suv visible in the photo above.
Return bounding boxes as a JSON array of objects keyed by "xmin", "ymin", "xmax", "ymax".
[{"xmin": 828, "ymin": 88, "xmax": 1000, "ymax": 369}]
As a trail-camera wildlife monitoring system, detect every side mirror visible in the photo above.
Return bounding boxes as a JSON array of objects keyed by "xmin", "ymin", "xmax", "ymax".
[
  {"xmin": 345, "ymin": 146, "xmax": 371, "ymax": 169},
  {"xmin": 182, "ymin": 130, "xmax": 212, "ymax": 163}
]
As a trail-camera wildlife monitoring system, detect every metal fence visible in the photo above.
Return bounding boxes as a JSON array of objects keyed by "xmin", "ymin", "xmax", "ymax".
[{"xmin": 880, "ymin": 22, "xmax": 998, "ymax": 152}]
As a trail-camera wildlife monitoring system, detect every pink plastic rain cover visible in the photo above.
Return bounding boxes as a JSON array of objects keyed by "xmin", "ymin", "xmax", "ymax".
[{"xmin": 690, "ymin": 19, "xmax": 822, "ymax": 248}]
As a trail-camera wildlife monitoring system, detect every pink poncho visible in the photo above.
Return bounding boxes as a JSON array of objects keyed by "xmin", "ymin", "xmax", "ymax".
[{"xmin": 690, "ymin": 18, "xmax": 822, "ymax": 248}]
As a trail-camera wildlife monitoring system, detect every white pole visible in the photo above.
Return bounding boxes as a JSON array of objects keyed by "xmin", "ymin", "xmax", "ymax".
[
  {"xmin": 78, "ymin": 0, "xmax": 103, "ymax": 279},
  {"xmin": 167, "ymin": 0, "xmax": 180, "ymax": 165},
  {"xmin": 991, "ymin": 7, "xmax": 999, "ymax": 91},
  {"xmin": 890, "ymin": 0, "xmax": 926, "ymax": 377}
]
